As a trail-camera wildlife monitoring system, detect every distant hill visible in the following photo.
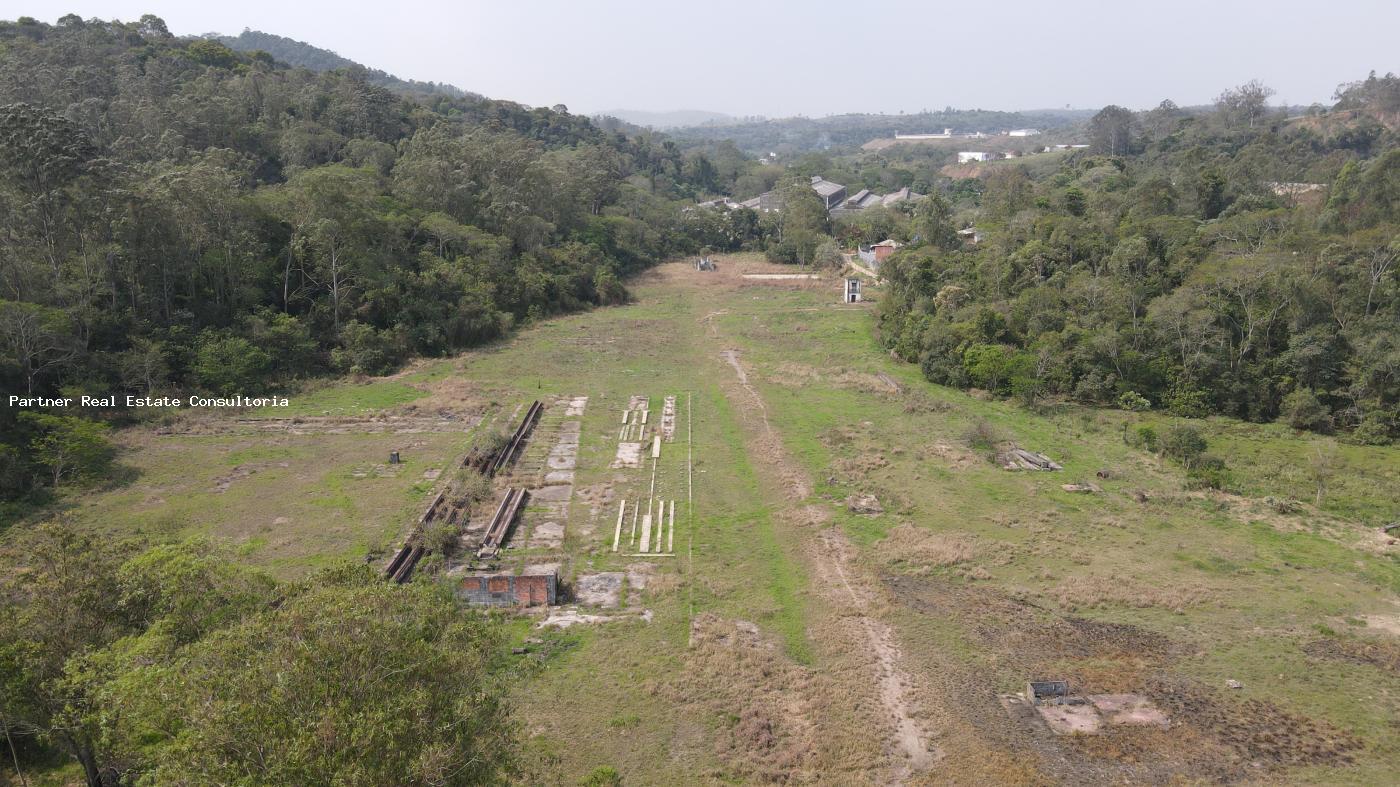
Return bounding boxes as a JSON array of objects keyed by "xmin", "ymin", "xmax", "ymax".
[
  {"xmin": 671, "ymin": 109, "xmax": 1095, "ymax": 154},
  {"xmin": 212, "ymin": 29, "xmax": 479, "ymax": 99},
  {"xmin": 594, "ymin": 109, "xmax": 735, "ymax": 129}
]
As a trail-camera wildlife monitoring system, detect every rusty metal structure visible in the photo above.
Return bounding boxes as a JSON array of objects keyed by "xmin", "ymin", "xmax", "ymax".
[
  {"xmin": 385, "ymin": 401, "xmax": 542, "ymax": 584},
  {"xmin": 465, "ymin": 400, "xmax": 543, "ymax": 476},
  {"xmin": 477, "ymin": 487, "xmax": 528, "ymax": 559}
]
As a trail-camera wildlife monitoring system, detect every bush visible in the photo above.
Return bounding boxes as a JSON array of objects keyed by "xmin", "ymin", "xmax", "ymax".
[
  {"xmin": 1280, "ymin": 388, "xmax": 1331, "ymax": 432},
  {"xmin": 1163, "ymin": 384, "xmax": 1211, "ymax": 418},
  {"xmin": 193, "ymin": 332, "xmax": 272, "ymax": 394},
  {"xmin": 962, "ymin": 419, "xmax": 1007, "ymax": 451},
  {"xmin": 1126, "ymin": 424, "xmax": 1158, "ymax": 452},
  {"xmin": 1117, "ymin": 390, "xmax": 1151, "ymax": 411},
  {"xmin": 1351, "ymin": 409, "xmax": 1396, "ymax": 445},
  {"xmin": 581, "ymin": 766, "xmax": 623, "ymax": 787},
  {"xmin": 332, "ymin": 322, "xmax": 406, "ymax": 376},
  {"xmin": 1160, "ymin": 424, "xmax": 1208, "ymax": 467}
]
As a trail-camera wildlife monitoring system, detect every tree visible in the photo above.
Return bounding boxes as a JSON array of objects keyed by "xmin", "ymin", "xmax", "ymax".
[
  {"xmin": 192, "ymin": 333, "xmax": 272, "ymax": 395},
  {"xmin": 1088, "ymin": 105, "xmax": 1136, "ymax": 155},
  {"xmin": 1307, "ymin": 440, "xmax": 1345, "ymax": 506},
  {"xmin": 1216, "ymin": 80, "xmax": 1276, "ymax": 128},
  {"xmin": 19, "ymin": 413, "xmax": 113, "ymax": 487},
  {"xmin": 0, "ymin": 526, "xmax": 138, "ymax": 787},
  {"xmin": 0, "ymin": 301, "xmax": 75, "ymax": 394},
  {"xmin": 97, "ymin": 568, "xmax": 515, "ymax": 785}
]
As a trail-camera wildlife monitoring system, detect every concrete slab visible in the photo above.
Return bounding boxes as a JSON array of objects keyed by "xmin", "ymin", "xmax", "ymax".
[
  {"xmin": 543, "ymin": 470, "xmax": 575, "ymax": 485},
  {"xmin": 1089, "ymin": 694, "xmax": 1170, "ymax": 727},
  {"xmin": 532, "ymin": 485, "xmax": 573, "ymax": 502},
  {"xmin": 612, "ymin": 442, "xmax": 642, "ymax": 468},
  {"xmin": 575, "ymin": 572, "xmax": 624, "ymax": 607},
  {"xmin": 1038, "ymin": 703, "xmax": 1102, "ymax": 735}
]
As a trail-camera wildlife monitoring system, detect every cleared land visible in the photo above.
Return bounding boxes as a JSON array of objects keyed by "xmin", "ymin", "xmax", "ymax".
[{"xmin": 32, "ymin": 254, "xmax": 1400, "ymax": 784}]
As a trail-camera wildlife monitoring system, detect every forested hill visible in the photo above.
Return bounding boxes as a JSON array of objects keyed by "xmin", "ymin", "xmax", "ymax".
[
  {"xmin": 876, "ymin": 76, "xmax": 1400, "ymax": 449},
  {"xmin": 214, "ymin": 28, "xmax": 477, "ymax": 99},
  {"xmin": 671, "ymin": 108, "xmax": 1094, "ymax": 154},
  {"xmin": 0, "ymin": 14, "xmax": 719, "ymax": 507}
]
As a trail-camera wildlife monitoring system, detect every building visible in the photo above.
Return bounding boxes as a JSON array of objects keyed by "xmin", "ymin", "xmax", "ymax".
[
  {"xmin": 458, "ymin": 567, "xmax": 558, "ymax": 607},
  {"xmin": 829, "ymin": 186, "xmax": 925, "ymax": 217},
  {"xmin": 809, "ymin": 176, "xmax": 847, "ymax": 210},
  {"xmin": 895, "ymin": 128, "xmax": 954, "ymax": 139},
  {"xmin": 1008, "ymin": 128, "xmax": 1042, "ymax": 137},
  {"xmin": 731, "ymin": 176, "xmax": 848, "ymax": 214},
  {"xmin": 958, "ymin": 151, "xmax": 990, "ymax": 163},
  {"xmin": 871, "ymin": 239, "xmax": 903, "ymax": 263},
  {"xmin": 843, "ymin": 278, "xmax": 862, "ymax": 303}
]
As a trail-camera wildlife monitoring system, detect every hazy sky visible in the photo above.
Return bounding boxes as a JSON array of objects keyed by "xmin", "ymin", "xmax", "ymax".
[{"xmin": 14, "ymin": 1, "xmax": 1400, "ymax": 116}]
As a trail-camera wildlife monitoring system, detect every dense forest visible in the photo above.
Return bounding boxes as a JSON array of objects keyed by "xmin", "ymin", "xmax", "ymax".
[
  {"xmin": 875, "ymin": 76, "xmax": 1400, "ymax": 446},
  {"xmin": 0, "ymin": 14, "xmax": 730, "ymax": 508}
]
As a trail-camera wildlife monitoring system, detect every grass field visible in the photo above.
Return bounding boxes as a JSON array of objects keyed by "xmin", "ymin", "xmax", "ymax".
[{"xmin": 20, "ymin": 254, "xmax": 1399, "ymax": 784}]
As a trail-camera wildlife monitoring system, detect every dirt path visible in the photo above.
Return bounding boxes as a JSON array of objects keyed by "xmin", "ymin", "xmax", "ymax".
[{"xmin": 711, "ymin": 336, "xmax": 938, "ymax": 780}]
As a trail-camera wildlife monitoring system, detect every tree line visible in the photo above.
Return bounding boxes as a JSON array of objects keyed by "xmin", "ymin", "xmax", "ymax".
[
  {"xmin": 0, "ymin": 15, "xmax": 729, "ymax": 509},
  {"xmin": 876, "ymin": 76, "xmax": 1399, "ymax": 444}
]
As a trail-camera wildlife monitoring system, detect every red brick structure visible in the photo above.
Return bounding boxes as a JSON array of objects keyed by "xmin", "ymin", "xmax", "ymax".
[{"xmin": 459, "ymin": 569, "xmax": 557, "ymax": 607}]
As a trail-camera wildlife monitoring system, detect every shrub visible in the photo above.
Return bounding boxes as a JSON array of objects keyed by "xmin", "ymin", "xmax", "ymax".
[
  {"xmin": 962, "ymin": 419, "xmax": 1006, "ymax": 451},
  {"xmin": 581, "ymin": 766, "xmax": 623, "ymax": 787},
  {"xmin": 1128, "ymin": 424, "xmax": 1159, "ymax": 452},
  {"xmin": 1280, "ymin": 388, "xmax": 1331, "ymax": 432},
  {"xmin": 1164, "ymin": 384, "xmax": 1211, "ymax": 418},
  {"xmin": 1160, "ymin": 424, "xmax": 1208, "ymax": 467},
  {"xmin": 332, "ymin": 321, "xmax": 406, "ymax": 376},
  {"xmin": 193, "ymin": 332, "xmax": 272, "ymax": 394},
  {"xmin": 1117, "ymin": 390, "xmax": 1151, "ymax": 411},
  {"xmin": 19, "ymin": 412, "xmax": 115, "ymax": 486},
  {"xmin": 1351, "ymin": 409, "xmax": 1396, "ymax": 445}
]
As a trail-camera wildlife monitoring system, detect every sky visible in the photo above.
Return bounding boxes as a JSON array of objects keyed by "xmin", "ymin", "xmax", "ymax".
[{"xmin": 12, "ymin": 0, "xmax": 1400, "ymax": 117}]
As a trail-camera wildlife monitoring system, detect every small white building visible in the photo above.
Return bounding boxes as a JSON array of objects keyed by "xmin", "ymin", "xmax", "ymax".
[
  {"xmin": 1008, "ymin": 128, "xmax": 1042, "ymax": 137},
  {"xmin": 958, "ymin": 151, "xmax": 990, "ymax": 163}
]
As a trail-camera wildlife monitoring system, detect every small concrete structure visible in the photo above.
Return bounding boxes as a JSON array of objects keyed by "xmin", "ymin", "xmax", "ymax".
[
  {"xmin": 459, "ymin": 567, "xmax": 558, "ymax": 607},
  {"xmin": 844, "ymin": 278, "xmax": 862, "ymax": 304}
]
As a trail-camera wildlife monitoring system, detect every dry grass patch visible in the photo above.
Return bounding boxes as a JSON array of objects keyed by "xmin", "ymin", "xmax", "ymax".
[
  {"xmin": 873, "ymin": 525, "xmax": 977, "ymax": 575},
  {"xmin": 1049, "ymin": 574, "xmax": 1213, "ymax": 614}
]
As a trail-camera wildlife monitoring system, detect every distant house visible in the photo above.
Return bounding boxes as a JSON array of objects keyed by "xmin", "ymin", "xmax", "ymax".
[
  {"xmin": 696, "ymin": 197, "xmax": 742, "ymax": 210},
  {"xmin": 809, "ymin": 176, "xmax": 847, "ymax": 210},
  {"xmin": 958, "ymin": 151, "xmax": 990, "ymax": 163},
  {"xmin": 830, "ymin": 186, "xmax": 925, "ymax": 217},
  {"xmin": 957, "ymin": 227, "xmax": 984, "ymax": 244},
  {"xmin": 895, "ymin": 128, "xmax": 954, "ymax": 140},
  {"xmin": 738, "ymin": 175, "xmax": 848, "ymax": 213},
  {"xmin": 1008, "ymin": 128, "xmax": 1041, "ymax": 137},
  {"xmin": 871, "ymin": 239, "xmax": 903, "ymax": 263}
]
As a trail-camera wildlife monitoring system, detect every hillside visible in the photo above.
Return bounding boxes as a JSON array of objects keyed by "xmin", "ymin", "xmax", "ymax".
[
  {"xmin": 594, "ymin": 108, "xmax": 736, "ymax": 129},
  {"xmin": 672, "ymin": 108, "xmax": 1094, "ymax": 154},
  {"xmin": 213, "ymin": 28, "xmax": 478, "ymax": 98}
]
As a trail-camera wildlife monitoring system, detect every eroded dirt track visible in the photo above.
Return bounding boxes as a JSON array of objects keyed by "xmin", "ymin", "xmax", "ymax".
[{"xmin": 712, "ymin": 336, "xmax": 938, "ymax": 782}]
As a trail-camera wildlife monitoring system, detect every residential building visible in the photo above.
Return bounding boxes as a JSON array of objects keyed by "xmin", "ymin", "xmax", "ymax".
[{"xmin": 958, "ymin": 151, "xmax": 990, "ymax": 163}]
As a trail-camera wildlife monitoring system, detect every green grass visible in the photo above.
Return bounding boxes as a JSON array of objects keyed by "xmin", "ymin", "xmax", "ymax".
[{"xmin": 27, "ymin": 258, "xmax": 1400, "ymax": 783}]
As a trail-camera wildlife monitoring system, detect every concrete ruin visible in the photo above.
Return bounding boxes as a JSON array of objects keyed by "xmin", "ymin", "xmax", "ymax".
[{"xmin": 459, "ymin": 567, "xmax": 558, "ymax": 607}]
